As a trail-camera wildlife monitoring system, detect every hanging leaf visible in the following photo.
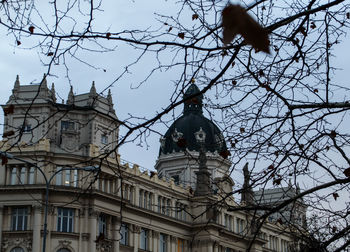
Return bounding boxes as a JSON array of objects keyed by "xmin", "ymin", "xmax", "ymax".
[
  {"xmin": 16, "ymin": 40, "xmax": 21, "ymax": 46},
  {"xmin": 219, "ymin": 150, "xmax": 230, "ymax": 159},
  {"xmin": 106, "ymin": 32, "xmax": 111, "ymax": 39},
  {"xmin": 273, "ymin": 177, "xmax": 282, "ymax": 185},
  {"xmin": 2, "ymin": 130, "xmax": 15, "ymax": 138},
  {"xmin": 330, "ymin": 130, "xmax": 336, "ymax": 139},
  {"xmin": 47, "ymin": 52, "xmax": 54, "ymax": 56},
  {"xmin": 222, "ymin": 4, "xmax": 270, "ymax": 54},
  {"xmin": 258, "ymin": 69, "xmax": 265, "ymax": 77},
  {"xmin": 28, "ymin": 26, "xmax": 35, "ymax": 34},
  {"xmin": 178, "ymin": 32, "xmax": 185, "ymax": 39},
  {"xmin": 300, "ymin": 27, "xmax": 307, "ymax": 36},
  {"xmin": 310, "ymin": 22, "xmax": 316, "ymax": 29},
  {"xmin": 344, "ymin": 167, "xmax": 350, "ymax": 177},
  {"xmin": 347, "ymin": 12, "xmax": 350, "ymax": 19},
  {"xmin": 192, "ymin": 14, "xmax": 199, "ymax": 20},
  {"xmin": 268, "ymin": 164, "xmax": 274, "ymax": 170},
  {"xmin": 232, "ymin": 80, "xmax": 237, "ymax": 86},
  {"xmin": 240, "ymin": 127, "xmax": 245, "ymax": 133},
  {"xmin": 332, "ymin": 192, "xmax": 339, "ymax": 200},
  {"xmin": 168, "ymin": 27, "xmax": 172, "ymax": 32}
]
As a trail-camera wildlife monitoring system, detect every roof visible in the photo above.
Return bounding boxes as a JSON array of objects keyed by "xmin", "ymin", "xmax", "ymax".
[{"xmin": 159, "ymin": 84, "xmax": 228, "ymax": 156}]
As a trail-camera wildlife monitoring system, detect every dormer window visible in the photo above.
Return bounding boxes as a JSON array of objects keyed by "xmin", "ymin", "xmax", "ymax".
[
  {"xmin": 20, "ymin": 123, "xmax": 31, "ymax": 133},
  {"xmin": 101, "ymin": 134, "xmax": 108, "ymax": 144},
  {"xmin": 61, "ymin": 121, "xmax": 75, "ymax": 131}
]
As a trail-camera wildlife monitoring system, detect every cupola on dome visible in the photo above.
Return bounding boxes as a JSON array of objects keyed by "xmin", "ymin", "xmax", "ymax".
[{"xmin": 159, "ymin": 84, "xmax": 229, "ymax": 157}]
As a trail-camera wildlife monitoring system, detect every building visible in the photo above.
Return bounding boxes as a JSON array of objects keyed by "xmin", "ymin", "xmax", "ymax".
[{"xmin": 0, "ymin": 75, "xmax": 302, "ymax": 252}]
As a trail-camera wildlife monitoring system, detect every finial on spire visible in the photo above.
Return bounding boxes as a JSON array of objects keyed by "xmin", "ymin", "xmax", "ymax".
[
  {"xmin": 67, "ymin": 86, "xmax": 74, "ymax": 104},
  {"xmin": 40, "ymin": 73, "xmax": 48, "ymax": 90},
  {"xmin": 107, "ymin": 89, "xmax": 112, "ymax": 102},
  {"xmin": 90, "ymin": 81, "xmax": 96, "ymax": 95},
  {"xmin": 14, "ymin": 75, "xmax": 20, "ymax": 89},
  {"xmin": 51, "ymin": 83, "xmax": 57, "ymax": 102}
]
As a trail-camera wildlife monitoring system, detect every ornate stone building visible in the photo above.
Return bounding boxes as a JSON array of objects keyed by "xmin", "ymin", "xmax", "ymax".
[{"xmin": 0, "ymin": 76, "xmax": 300, "ymax": 252}]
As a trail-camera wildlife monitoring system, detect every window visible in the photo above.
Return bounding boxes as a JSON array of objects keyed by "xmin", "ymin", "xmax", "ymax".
[
  {"xmin": 236, "ymin": 218, "xmax": 244, "ymax": 234},
  {"xmin": 61, "ymin": 121, "xmax": 75, "ymax": 131},
  {"xmin": 19, "ymin": 167, "xmax": 26, "ymax": 184},
  {"xmin": 57, "ymin": 208, "xmax": 74, "ymax": 232},
  {"xmin": 172, "ymin": 175, "xmax": 179, "ymax": 185},
  {"xmin": 65, "ymin": 170, "xmax": 71, "ymax": 186},
  {"xmin": 159, "ymin": 233, "xmax": 167, "ymax": 252},
  {"xmin": 20, "ymin": 123, "xmax": 31, "ymax": 133},
  {"xmin": 11, "ymin": 207, "xmax": 28, "ymax": 231},
  {"xmin": 148, "ymin": 193, "xmax": 152, "ymax": 209},
  {"xmin": 10, "ymin": 248, "xmax": 25, "ymax": 252},
  {"xmin": 120, "ymin": 223, "xmax": 128, "ymax": 246},
  {"xmin": 177, "ymin": 239, "xmax": 184, "ymax": 252},
  {"xmin": 73, "ymin": 169, "xmax": 78, "ymax": 187},
  {"xmin": 140, "ymin": 228, "xmax": 149, "ymax": 250},
  {"xmin": 56, "ymin": 167, "xmax": 63, "ymax": 185},
  {"xmin": 139, "ymin": 190, "xmax": 143, "ymax": 207},
  {"xmin": 29, "ymin": 167, "xmax": 35, "ymax": 184},
  {"xmin": 101, "ymin": 134, "xmax": 108, "ymax": 144},
  {"xmin": 99, "ymin": 214, "xmax": 107, "ymax": 236},
  {"xmin": 10, "ymin": 167, "xmax": 17, "ymax": 185}
]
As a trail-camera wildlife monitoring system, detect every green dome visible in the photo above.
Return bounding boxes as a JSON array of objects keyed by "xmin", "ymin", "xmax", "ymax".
[{"xmin": 159, "ymin": 84, "xmax": 229, "ymax": 157}]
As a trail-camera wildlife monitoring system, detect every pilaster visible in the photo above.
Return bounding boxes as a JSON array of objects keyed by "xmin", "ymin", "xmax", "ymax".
[
  {"xmin": 0, "ymin": 205, "xmax": 3, "ymax": 251},
  {"xmin": 133, "ymin": 225, "xmax": 140, "ymax": 252},
  {"xmin": 32, "ymin": 205, "xmax": 42, "ymax": 252},
  {"xmin": 89, "ymin": 209, "xmax": 98, "ymax": 252}
]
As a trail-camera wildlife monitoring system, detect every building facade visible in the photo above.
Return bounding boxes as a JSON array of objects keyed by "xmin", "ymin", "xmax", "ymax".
[{"xmin": 0, "ymin": 76, "xmax": 301, "ymax": 252}]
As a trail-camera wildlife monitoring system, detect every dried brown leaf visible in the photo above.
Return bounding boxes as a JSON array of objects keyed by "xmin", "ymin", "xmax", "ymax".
[
  {"xmin": 332, "ymin": 192, "xmax": 339, "ymax": 201},
  {"xmin": 2, "ymin": 130, "xmax": 14, "ymax": 138},
  {"xmin": 178, "ymin": 32, "xmax": 185, "ymax": 39},
  {"xmin": 28, "ymin": 26, "xmax": 34, "ymax": 34},
  {"xmin": 192, "ymin": 14, "xmax": 199, "ymax": 20},
  {"xmin": 222, "ymin": 4, "xmax": 270, "ymax": 53}
]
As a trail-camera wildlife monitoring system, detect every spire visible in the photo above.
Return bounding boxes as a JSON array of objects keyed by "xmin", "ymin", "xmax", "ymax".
[
  {"xmin": 107, "ymin": 89, "xmax": 115, "ymax": 113},
  {"xmin": 39, "ymin": 74, "xmax": 49, "ymax": 98},
  {"xmin": 88, "ymin": 81, "xmax": 98, "ymax": 107},
  {"xmin": 51, "ymin": 83, "xmax": 57, "ymax": 102},
  {"xmin": 107, "ymin": 89, "xmax": 113, "ymax": 104},
  {"xmin": 41, "ymin": 74, "xmax": 48, "ymax": 89},
  {"xmin": 90, "ymin": 81, "xmax": 97, "ymax": 96},
  {"xmin": 67, "ymin": 86, "xmax": 74, "ymax": 105},
  {"xmin": 14, "ymin": 75, "xmax": 20, "ymax": 89},
  {"xmin": 183, "ymin": 84, "xmax": 203, "ymax": 115}
]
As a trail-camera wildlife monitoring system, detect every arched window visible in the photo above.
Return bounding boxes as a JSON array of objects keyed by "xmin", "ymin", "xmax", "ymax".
[
  {"xmin": 10, "ymin": 247, "xmax": 24, "ymax": 252},
  {"xmin": 57, "ymin": 249, "xmax": 71, "ymax": 252}
]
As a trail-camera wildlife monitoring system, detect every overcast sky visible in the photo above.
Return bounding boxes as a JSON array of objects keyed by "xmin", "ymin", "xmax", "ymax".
[{"xmin": 0, "ymin": 0, "xmax": 349, "ymax": 190}]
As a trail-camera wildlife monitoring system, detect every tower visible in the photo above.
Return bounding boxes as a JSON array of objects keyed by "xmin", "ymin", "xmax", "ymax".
[{"xmin": 155, "ymin": 84, "xmax": 231, "ymax": 189}]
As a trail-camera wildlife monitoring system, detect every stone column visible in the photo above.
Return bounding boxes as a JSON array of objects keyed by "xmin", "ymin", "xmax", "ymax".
[
  {"xmin": 0, "ymin": 206, "xmax": 3, "ymax": 250},
  {"xmin": 0, "ymin": 164, "xmax": 5, "ymax": 185},
  {"xmin": 135, "ymin": 185, "xmax": 140, "ymax": 207},
  {"xmin": 133, "ymin": 225, "xmax": 140, "ymax": 252},
  {"xmin": 213, "ymin": 243, "xmax": 219, "ymax": 252},
  {"xmin": 32, "ymin": 205, "xmax": 42, "ymax": 252},
  {"xmin": 207, "ymin": 241, "xmax": 213, "ymax": 252},
  {"xmin": 152, "ymin": 231, "xmax": 159, "ymax": 252},
  {"xmin": 112, "ymin": 217, "xmax": 120, "ymax": 252},
  {"xmin": 89, "ymin": 210, "xmax": 98, "ymax": 252},
  {"xmin": 171, "ymin": 236, "xmax": 176, "ymax": 252}
]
